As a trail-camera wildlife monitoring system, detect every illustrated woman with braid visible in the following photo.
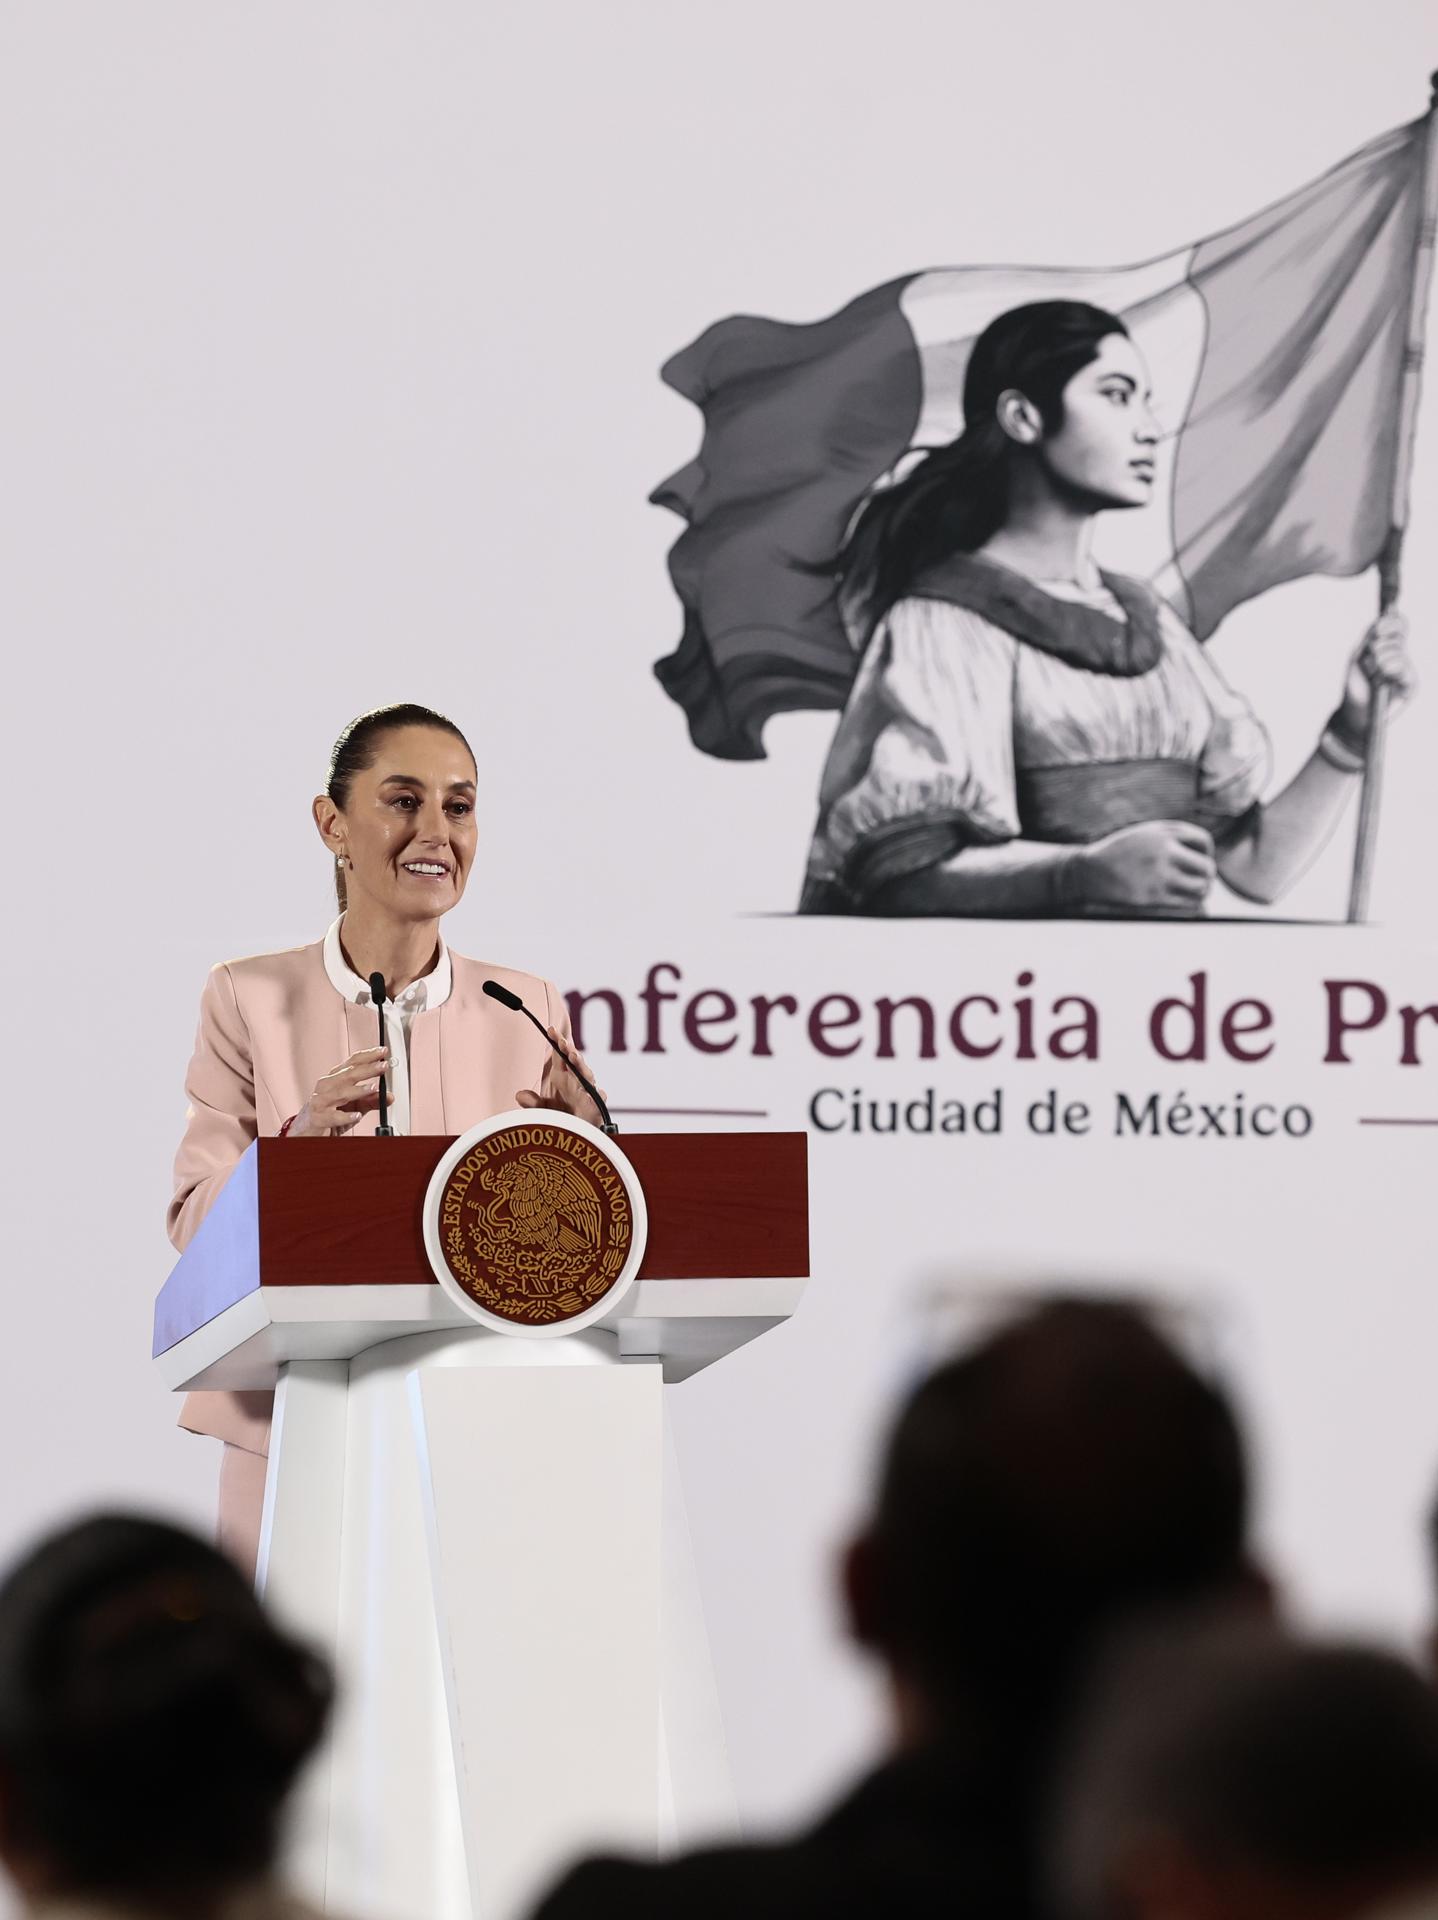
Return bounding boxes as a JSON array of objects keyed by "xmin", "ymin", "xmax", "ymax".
[{"xmin": 800, "ymin": 301, "xmax": 1415, "ymax": 917}]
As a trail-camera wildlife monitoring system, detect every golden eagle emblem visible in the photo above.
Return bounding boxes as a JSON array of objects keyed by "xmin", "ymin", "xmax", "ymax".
[
  {"xmin": 475, "ymin": 1151, "xmax": 605, "ymax": 1296},
  {"xmin": 434, "ymin": 1121, "xmax": 636, "ymax": 1327}
]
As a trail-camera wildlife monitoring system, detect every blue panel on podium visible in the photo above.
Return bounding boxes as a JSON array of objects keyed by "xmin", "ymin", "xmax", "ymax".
[{"xmin": 151, "ymin": 1142, "xmax": 261, "ymax": 1357}]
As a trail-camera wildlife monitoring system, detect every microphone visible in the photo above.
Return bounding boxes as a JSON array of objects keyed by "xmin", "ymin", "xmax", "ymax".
[
  {"xmin": 368, "ymin": 972, "xmax": 395, "ymax": 1137},
  {"xmin": 482, "ymin": 978, "xmax": 617, "ymax": 1136}
]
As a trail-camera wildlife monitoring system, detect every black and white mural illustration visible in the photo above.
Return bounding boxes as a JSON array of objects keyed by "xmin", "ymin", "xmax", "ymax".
[{"xmin": 652, "ymin": 100, "xmax": 1436, "ymax": 920}]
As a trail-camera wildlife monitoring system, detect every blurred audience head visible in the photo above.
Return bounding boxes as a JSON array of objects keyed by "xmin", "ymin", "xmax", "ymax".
[
  {"xmin": 1055, "ymin": 1624, "xmax": 1438, "ymax": 1920},
  {"xmin": 0, "ymin": 1513, "xmax": 332, "ymax": 1913},
  {"xmin": 844, "ymin": 1297, "xmax": 1263, "ymax": 1763}
]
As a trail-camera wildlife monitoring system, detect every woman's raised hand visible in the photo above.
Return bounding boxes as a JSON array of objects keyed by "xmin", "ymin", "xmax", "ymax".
[
  {"xmin": 1075, "ymin": 820, "xmax": 1217, "ymax": 914},
  {"xmin": 1334, "ymin": 610, "xmax": 1417, "ymax": 741},
  {"xmin": 515, "ymin": 1028, "xmax": 606, "ymax": 1127},
  {"xmin": 288, "ymin": 1047, "xmax": 390, "ymax": 1137}
]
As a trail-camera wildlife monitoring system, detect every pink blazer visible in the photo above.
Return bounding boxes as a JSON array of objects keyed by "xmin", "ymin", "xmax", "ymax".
[{"xmin": 170, "ymin": 936, "xmax": 577, "ymax": 1453}]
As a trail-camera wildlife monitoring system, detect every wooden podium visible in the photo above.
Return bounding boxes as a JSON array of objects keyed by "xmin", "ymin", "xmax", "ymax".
[{"xmin": 154, "ymin": 1132, "xmax": 808, "ymax": 1920}]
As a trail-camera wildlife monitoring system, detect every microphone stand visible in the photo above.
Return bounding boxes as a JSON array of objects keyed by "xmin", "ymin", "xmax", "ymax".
[
  {"xmin": 368, "ymin": 971, "xmax": 395, "ymax": 1137},
  {"xmin": 481, "ymin": 978, "xmax": 618, "ymax": 1135}
]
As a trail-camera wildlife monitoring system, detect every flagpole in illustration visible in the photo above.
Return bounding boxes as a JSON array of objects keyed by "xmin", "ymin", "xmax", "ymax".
[{"xmin": 1349, "ymin": 73, "xmax": 1438, "ymax": 924}]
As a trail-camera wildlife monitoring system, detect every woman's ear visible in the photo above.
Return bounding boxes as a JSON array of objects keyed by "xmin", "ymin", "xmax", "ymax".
[
  {"xmin": 995, "ymin": 387, "xmax": 1044, "ymax": 446},
  {"xmin": 841, "ymin": 1530, "xmax": 884, "ymax": 1649},
  {"xmin": 313, "ymin": 793, "xmax": 343, "ymax": 859}
]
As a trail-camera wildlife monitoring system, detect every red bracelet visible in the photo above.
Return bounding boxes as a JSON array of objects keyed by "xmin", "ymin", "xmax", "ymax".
[{"xmin": 278, "ymin": 1114, "xmax": 299, "ymax": 1138}]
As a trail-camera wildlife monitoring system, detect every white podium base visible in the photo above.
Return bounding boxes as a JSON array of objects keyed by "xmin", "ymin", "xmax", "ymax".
[{"xmin": 256, "ymin": 1329, "xmax": 735, "ymax": 1920}]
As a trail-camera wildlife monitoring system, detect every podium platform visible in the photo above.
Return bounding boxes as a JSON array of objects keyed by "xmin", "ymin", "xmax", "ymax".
[{"xmin": 154, "ymin": 1132, "xmax": 808, "ymax": 1920}]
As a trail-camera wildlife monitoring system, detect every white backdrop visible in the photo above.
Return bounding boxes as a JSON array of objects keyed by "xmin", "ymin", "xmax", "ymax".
[{"xmin": 2, "ymin": 0, "xmax": 1437, "ymax": 1873}]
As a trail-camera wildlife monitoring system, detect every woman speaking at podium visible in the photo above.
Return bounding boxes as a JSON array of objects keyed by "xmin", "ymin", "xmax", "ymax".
[{"xmin": 168, "ymin": 702, "xmax": 604, "ymax": 1576}]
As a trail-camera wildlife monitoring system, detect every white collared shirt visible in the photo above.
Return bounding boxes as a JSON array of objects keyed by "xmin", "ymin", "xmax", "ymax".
[{"xmin": 322, "ymin": 916, "xmax": 452, "ymax": 1137}]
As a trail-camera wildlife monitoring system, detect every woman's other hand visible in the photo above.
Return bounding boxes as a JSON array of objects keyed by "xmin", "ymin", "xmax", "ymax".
[
  {"xmin": 1075, "ymin": 820, "xmax": 1216, "ymax": 914},
  {"xmin": 515, "ymin": 1029, "xmax": 606, "ymax": 1126},
  {"xmin": 288, "ymin": 1048, "xmax": 390, "ymax": 1137},
  {"xmin": 1334, "ymin": 610, "xmax": 1417, "ymax": 742}
]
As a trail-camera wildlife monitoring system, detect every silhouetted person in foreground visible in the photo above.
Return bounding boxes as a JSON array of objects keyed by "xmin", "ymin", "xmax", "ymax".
[
  {"xmin": 0, "ymin": 1514, "xmax": 335, "ymax": 1920},
  {"xmin": 531, "ymin": 1297, "xmax": 1270, "ymax": 1920},
  {"xmin": 1054, "ymin": 1625, "xmax": 1438, "ymax": 1920}
]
